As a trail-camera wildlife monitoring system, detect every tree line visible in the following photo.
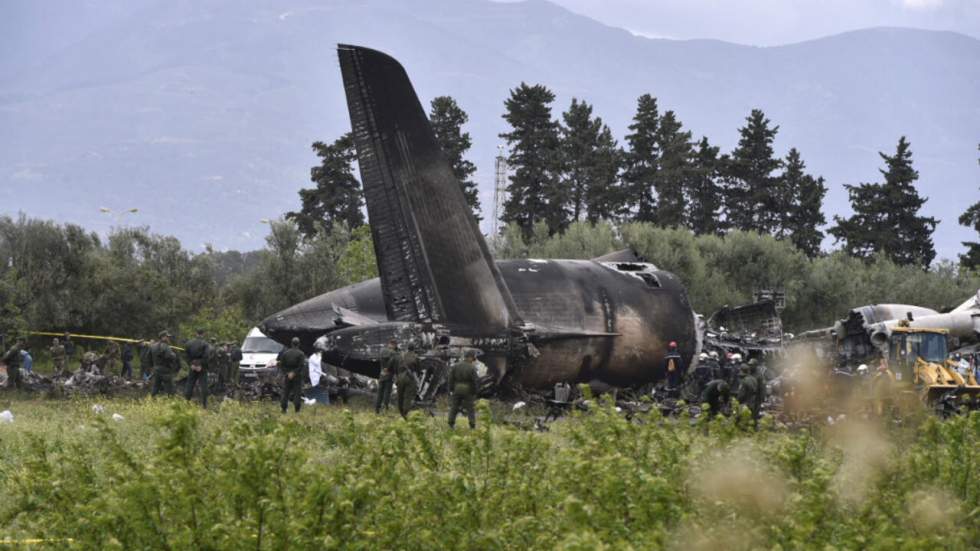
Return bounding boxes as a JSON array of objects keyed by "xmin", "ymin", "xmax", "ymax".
[{"xmin": 293, "ymin": 88, "xmax": 979, "ymax": 270}]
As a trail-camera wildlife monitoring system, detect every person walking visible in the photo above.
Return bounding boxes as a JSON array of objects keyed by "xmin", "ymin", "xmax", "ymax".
[
  {"xmin": 396, "ymin": 343, "xmax": 420, "ymax": 418},
  {"xmin": 2, "ymin": 337, "xmax": 25, "ymax": 389},
  {"xmin": 448, "ymin": 350, "xmax": 480, "ymax": 429},
  {"xmin": 50, "ymin": 338, "xmax": 67, "ymax": 376},
  {"xmin": 375, "ymin": 339, "xmax": 399, "ymax": 414},
  {"xmin": 279, "ymin": 337, "xmax": 306, "ymax": 414},
  {"xmin": 150, "ymin": 331, "xmax": 179, "ymax": 397},
  {"xmin": 183, "ymin": 329, "xmax": 210, "ymax": 407}
]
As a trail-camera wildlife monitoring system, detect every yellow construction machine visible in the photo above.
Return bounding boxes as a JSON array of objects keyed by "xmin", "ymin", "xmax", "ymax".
[{"xmin": 884, "ymin": 326, "xmax": 980, "ymax": 412}]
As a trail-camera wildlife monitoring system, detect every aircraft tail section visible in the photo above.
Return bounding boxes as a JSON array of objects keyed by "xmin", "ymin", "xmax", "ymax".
[{"xmin": 337, "ymin": 45, "xmax": 521, "ymax": 333}]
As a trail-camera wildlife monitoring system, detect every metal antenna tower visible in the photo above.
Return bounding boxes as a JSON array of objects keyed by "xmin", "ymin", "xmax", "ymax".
[{"xmin": 491, "ymin": 145, "xmax": 508, "ymax": 237}]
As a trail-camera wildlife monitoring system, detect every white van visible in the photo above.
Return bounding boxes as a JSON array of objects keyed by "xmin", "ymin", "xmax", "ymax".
[{"xmin": 239, "ymin": 327, "xmax": 284, "ymax": 379}]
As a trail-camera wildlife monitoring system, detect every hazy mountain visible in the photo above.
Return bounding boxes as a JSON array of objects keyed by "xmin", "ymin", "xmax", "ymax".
[{"xmin": 1, "ymin": 0, "xmax": 977, "ymax": 258}]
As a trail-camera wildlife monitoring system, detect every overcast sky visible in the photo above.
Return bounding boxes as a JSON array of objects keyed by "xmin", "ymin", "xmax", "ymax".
[{"xmin": 537, "ymin": 0, "xmax": 979, "ymax": 45}]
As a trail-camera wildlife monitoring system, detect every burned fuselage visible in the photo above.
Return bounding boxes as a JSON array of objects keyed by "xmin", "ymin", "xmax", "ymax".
[
  {"xmin": 262, "ymin": 257, "xmax": 697, "ymax": 390},
  {"xmin": 260, "ymin": 45, "xmax": 698, "ymax": 391}
]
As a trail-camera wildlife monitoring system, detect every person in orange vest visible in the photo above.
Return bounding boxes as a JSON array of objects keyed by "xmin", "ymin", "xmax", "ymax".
[{"xmin": 664, "ymin": 341, "xmax": 682, "ymax": 390}]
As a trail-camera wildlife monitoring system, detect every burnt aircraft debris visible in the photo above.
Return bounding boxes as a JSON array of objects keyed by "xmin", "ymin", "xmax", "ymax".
[{"xmin": 261, "ymin": 45, "xmax": 699, "ymax": 394}]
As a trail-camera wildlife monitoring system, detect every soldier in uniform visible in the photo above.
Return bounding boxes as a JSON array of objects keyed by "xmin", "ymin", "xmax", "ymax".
[
  {"xmin": 737, "ymin": 360, "xmax": 765, "ymax": 429},
  {"xmin": 138, "ymin": 339, "xmax": 154, "ymax": 381},
  {"xmin": 396, "ymin": 343, "xmax": 420, "ymax": 418},
  {"xmin": 871, "ymin": 357, "xmax": 895, "ymax": 417},
  {"xmin": 121, "ymin": 342, "xmax": 134, "ymax": 379},
  {"xmin": 81, "ymin": 350, "xmax": 101, "ymax": 374},
  {"xmin": 375, "ymin": 338, "xmax": 399, "ymax": 414},
  {"xmin": 278, "ymin": 337, "xmax": 306, "ymax": 413},
  {"xmin": 448, "ymin": 349, "xmax": 480, "ymax": 429},
  {"xmin": 215, "ymin": 341, "xmax": 230, "ymax": 389},
  {"xmin": 2, "ymin": 336, "xmax": 25, "ymax": 390},
  {"xmin": 229, "ymin": 342, "xmax": 242, "ymax": 387},
  {"xmin": 700, "ymin": 378, "xmax": 730, "ymax": 419},
  {"xmin": 63, "ymin": 332, "xmax": 75, "ymax": 371},
  {"xmin": 184, "ymin": 329, "xmax": 210, "ymax": 407},
  {"xmin": 50, "ymin": 337, "xmax": 67, "ymax": 376},
  {"xmin": 151, "ymin": 331, "xmax": 179, "ymax": 397}
]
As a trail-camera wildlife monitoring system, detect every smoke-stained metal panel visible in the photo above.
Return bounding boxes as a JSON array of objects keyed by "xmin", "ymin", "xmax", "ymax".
[{"xmin": 337, "ymin": 45, "xmax": 521, "ymax": 333}]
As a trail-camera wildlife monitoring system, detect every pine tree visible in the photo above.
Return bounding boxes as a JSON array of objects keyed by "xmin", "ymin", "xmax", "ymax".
[
  {"xmin": 652, "ymin": 110, "xmax": 694, "ymax": 227},
  {"xmin": 722, "ymin": 109, "xmax": 783, "ymax": 233},
  {"xmin": 287, "ymin": 133, "xmax": 364, "ymax": 238},
  {"xmin": 959, "ymin": 198, "xmax": 980, "ymax": 269},
  {"xmin": 500, "ymin": 83, "xmax": 563, "ymax": 237},
  {"xmin": 686, "ymin": 137, "xmax": 723, "ymax": 235},
  {"xmin": 959, "ymin": 145, "xmax": 980, "ymax": 269},
  {"xmin": 429, "ymin": 96, "xmax": 481, "ymax": 220},
  {"xmin": 780, "ymin": 148, "xmax": 827, "ymax": 257},
  {"xmin": 830, "ymin": 136, "xmax": 938, "ymax": 267},
  {"xmin": 623, "ymin": 94, "xmax": 660, "ymax": 222},
  {"xmin": 559, "ymin": 98, "xmax": 623, "ymax": 224}
]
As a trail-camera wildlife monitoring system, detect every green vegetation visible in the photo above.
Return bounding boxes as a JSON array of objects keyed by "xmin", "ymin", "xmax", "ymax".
[{"xmin": 0, "ymin": 398, "xmax": 977, "ymax": 549}]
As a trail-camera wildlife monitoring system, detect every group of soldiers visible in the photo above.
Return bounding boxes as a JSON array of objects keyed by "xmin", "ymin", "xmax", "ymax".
[
  {"xmin": 678, "ymin": 349, "xmax": 768, "ymax": 427},
  {"xmin": 146, "ymin": 330, "xmax": 243, "ymax": 407},
  {"xmin": 373, "ymin": 338, "xmax": 481, "ymax": 428},
  {"xmin": 1, "ymin": 331, "xmax": 244, "ymax": 404}
]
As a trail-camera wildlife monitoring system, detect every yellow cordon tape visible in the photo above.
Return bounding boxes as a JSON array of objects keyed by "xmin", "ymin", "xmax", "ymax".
[
  {"xmin": 28, "ymin": 331, "xmax": 184, "ymax": 351},
  {"xmin": 0, "ymin": 538, "xmax": 74, "ymax": 545}
]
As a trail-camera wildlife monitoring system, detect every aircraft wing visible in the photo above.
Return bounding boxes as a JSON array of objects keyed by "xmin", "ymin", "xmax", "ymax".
[{"xmin": 337, "ymin": 45, "xmax": 522, "ymax": 334}]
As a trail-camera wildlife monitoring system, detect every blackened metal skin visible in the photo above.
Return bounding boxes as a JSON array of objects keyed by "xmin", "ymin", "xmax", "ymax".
[{"xmin": 261, "ymin": 258, "xmax": 696, "ymax": 389}]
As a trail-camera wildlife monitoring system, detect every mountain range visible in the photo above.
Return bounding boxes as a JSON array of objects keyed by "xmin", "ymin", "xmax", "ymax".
[{"xmin": 1, "ymin": 0, "xmax": 977, "ymax": 258}]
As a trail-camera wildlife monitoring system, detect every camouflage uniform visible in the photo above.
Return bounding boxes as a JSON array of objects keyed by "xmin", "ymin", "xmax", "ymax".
[
  {"xmin": 183, "ymin": 333, "xmax": 209, "ymax": 407},
  {"xmin": 2, "ymin": 340, "xmax": 24, "ymax": 390},
  {"xmin": 151, "ymin": 333, "xmax": 179, "ymax": 396},
  {"xmin": 737, "ymin": 364, "xmax": 765, "ymax": 428},
  {"xmin": 396, "ymin": 349, "xmax": 420, "ymax": 418},
  {"xmin": 279, "ymin": 341, "xmax": 306, "ymax": 413},
  {"xmin": 50, "ymin": 339, "xmax": 67, "ymax": 376},
  {"xmin": 700, "ymin": 379, "xmax": 730, "ymax": 418},
  {"xmin": 448, "ymin": 357, "xmax": 479, "ymax": 429},
  {"xmin": 375, "ymin": 344, "xmax": 399, "ymax": 413}
]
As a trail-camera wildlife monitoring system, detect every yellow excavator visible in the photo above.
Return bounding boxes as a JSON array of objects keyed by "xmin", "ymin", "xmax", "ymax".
[{"xmin": 883, "ymin": 326, "xmax": 980, "ymax": 412}]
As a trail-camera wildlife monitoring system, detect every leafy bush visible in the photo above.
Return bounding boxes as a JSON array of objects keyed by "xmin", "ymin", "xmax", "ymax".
[{"xmin": 0, "ymin": 399, "xmax": 977, "ymax": 549}]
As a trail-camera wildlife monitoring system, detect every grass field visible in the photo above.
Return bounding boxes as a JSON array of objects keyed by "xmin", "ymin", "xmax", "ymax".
[{"xmin": 0, "ymin": 394, "xmax": 978, "ymax": 550}]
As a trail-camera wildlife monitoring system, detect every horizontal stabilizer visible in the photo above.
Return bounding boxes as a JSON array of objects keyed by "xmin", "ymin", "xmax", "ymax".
[
  {"xmin": 332, "ymin": 305, "xmax": 379, "ymax": 328},
  {"xmin": 592, "ymin": 249, "xmax": 646, "ymax": 263}
]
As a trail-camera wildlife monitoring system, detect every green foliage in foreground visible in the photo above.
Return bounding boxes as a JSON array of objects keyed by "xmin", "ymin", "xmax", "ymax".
[{"xmin": 1, "ymin": 399, "xmax": 978, "ymax": 550}]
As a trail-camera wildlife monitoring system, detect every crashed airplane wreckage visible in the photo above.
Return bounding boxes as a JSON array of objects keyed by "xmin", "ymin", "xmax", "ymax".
[
  {"xmin": 794, "ymin": 291, "xmax": 980, "ymax": 405},
  {"xmin": 261, "ymin": 45, "xmax": 698, "ymax": 395}
]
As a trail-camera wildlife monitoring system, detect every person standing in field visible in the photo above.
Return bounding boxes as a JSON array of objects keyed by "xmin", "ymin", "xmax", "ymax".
[
  {"xmin": 279, "ymin": 337, "xmax": 306, "ymax": 414},
  {"xmin": 396, "ymin": 343, "xmax": 420, "ymax": 418},
  {"xmin": 664, "ymin": 341, "xmax": 682, "ymax": 390},
  {"xmin": 448, "ymin": 349, "xmax": 480, "ymax": 429},
  {"xmin": 121, "ymin": 342, "xmax": 134, "ymax": 380},
  {"xmin": 50, "ymin": 337, "xmax": 67, "ymax": 376},
  {"xmin": 183, "ymin": 329, "xmax": 210, "ymax": 407},
  {"xmin": 138, "ymin": 339, "xmax": 154, "ymax": 381},
  {"xmin": 63, "ymin": 332, "xmax": 75, "ymax": 371},
  {"xmin": 2, "ymin": 337, "xmax": 25, "ymax": 389},
  {"xmin": 375, "ymin": 338, "xmax": 399, "ymax": 414},
  {"xmin": 737, "ymin": 360, "xmax": 765, "ymax": 429},
  {"xmin": 151, "ymin": 331, "xmax": 179, "ymax": 397}
]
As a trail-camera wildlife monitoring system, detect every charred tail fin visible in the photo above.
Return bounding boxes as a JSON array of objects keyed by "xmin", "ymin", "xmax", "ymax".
[{"xmin": 337, "ymin": 45, "xmax": 521, "ymax": 333}]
